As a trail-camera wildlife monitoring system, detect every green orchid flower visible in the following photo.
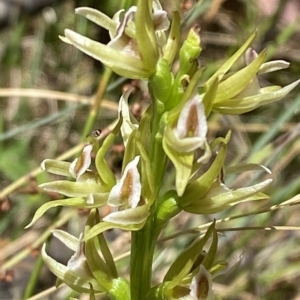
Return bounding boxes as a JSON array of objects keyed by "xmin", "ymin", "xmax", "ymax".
[
  {"xmin": 61, "ymin": 0, "xmax": 172, "ymax": 79},
  {"xmin": 163, "ymin": 94, "xmax": 211, "ymax": 196},
  {"xmin": 84, "ymin": 156, "xmax": 150, "ymax": 241},
  {"xmin": 42, "ymin": 210, "xmax": 130, "ymax": 298},
  {"xmin": 209, "ymin": 37, "xmax": 300, "ymax": 114}
]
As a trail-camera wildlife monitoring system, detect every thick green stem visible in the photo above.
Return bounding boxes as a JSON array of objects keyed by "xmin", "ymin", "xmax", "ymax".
[
  {"xmin": 130, "ymin": 215, "xmax": 155, "ymax": 300},
  {"xmin": 130, "ymin": 83, "xmax": 167, "ymax": 300}
]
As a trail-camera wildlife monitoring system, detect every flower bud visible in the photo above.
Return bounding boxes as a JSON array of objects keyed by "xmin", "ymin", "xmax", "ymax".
[{"xmin": 178, "ymin": 26, "xmax": 202, "ymax": 78}]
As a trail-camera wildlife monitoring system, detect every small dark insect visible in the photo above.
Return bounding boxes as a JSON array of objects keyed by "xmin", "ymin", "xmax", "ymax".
[{"xmin": 88, "ymin": 129, "xmax": 102, "ymax": 138}]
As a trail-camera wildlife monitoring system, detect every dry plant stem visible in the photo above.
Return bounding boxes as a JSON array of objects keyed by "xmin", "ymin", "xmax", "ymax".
[
  {"xmin": 27, "ymin": 247, "xmax": 132, "ymax": 300},
  {"xmin": 1, "ymin": 210, "xmax": 76, "ymax": 270},
  {"xmin": 27, "ymin": 285, "xmax": 66, "ymax": 300},
  {"xmin": 0, "ymin": 232, "xmax": 39, "ymax": 261},
  {"xmin": 0, "ymin": 88, "xmax": 118, "ymax": 110},
  {"xmin": 23, "ymin": 248, "xmax": 44, "ymax": 299},
  {"xmin": 0, "ymin": 143, "xmax": 83, "ymax": 200},
  {"xmin": 0, "ymin": 120, "xmax": 118, "ymax": 201},
  {"xmin": 217, "ymin": 226, "xmax": 300, "ymax": 232},
  {"xmin": 161, "ymin": 195, "xmax": 300, "ymax": 242},
  {"xmin": 81, "ymin": 67, "xmax": 113, "ymax": 139}
]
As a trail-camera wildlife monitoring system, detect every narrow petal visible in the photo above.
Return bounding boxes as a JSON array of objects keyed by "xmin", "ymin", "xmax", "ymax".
[
  {"xmin": 52, "ymin": 230, "xmax": 79, "ymax": 252},
  {"xmin": 41, "ymin": 159, "xmax": 72, "ymax": 177},
  {"xmin": 258, "ymin": 60, "xmax": 290, "ymax": 74},
  {"xmin": 206, "ymin": 30, "xmax": 257, "ymax": 87},
  {"xmin": 75, "ymin": 7, "xmax": 117, "ymax": 33},
  {"xmin": 214, "ymin": 79, "xmax": 300, "ymax": 114},
  {"xmin": 184, "ymin": 179, "xmax": 272, "ymax": 214},
  {"xmin": 214, "ymin": 49, "xmax": 267, "ymax": 103}
]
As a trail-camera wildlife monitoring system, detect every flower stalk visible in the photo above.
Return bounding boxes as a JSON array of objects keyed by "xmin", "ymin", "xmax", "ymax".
[{"xmin": 26, "ymin": 0, "xmax": 300, "ymax": 299}]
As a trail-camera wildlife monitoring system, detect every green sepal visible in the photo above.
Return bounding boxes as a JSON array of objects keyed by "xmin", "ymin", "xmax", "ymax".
[
  {"xmin": 184, "ymin": 179, "xmax": 272, "ymax": 214},
  {"xmin": 136, "ymin": 135, "xmax": 155, "ymax": 204},
  {"xmin": 93, "ymin": 210, "xmax": 118, "ymax": 278},
  {"xmin": 136, "ymin": 0, "xmax": 158, "ymax": 73},
  {"xmin": 202, "ymin": 226, "xmax": 218, "ymax": 270},
  {"xmin": 122, "ymin": 130, "xmax": 138, "ymax": 173},
  {"xmin": 64, "ymin": 29, "xmax": 152, "ymax": 79},
  {"xmin": 213, "ymin": 79, "xmax": 300, "ymax": 114},
  {"xmin": 85, "ymin": 209, "xmax": 113, "ymax": 291},
  {"xmin": 206, "ymin": 30, "xmax": 257, "ymax": 88},
  {"xmin": 210, "ymin": 261, "xmax": 228, "ymax": 277},
  {"xmin": 122, "ymin": 129, "xmax": 155, "ymax": 204},
  {"xmin": 214, "ymin": 49, "xmax": 267, "ymax": 103},
  {"xmin": 52, "ymin": 230, "xmax": 78, "ymax": 252},
  {"xmin": 95, "ymin": 119, "xmax": 122, "ymax": 187},
  {"xmin": 202, "ymin": 74, "xmax": 219, "ymax": 117},
  {"xmin": 75, "ymin": 7, "xmax": 117, "ymax": 34},
  {"xmin": 40, "ymin": 180, "xmax": 110, "ymax": 197},
  {"xmin": 164, "ymin": 222, "xmax": 216, "ymax": 289},
  {"xmin": 42, "ymin": 159, "xmax": 103, "ymax": 183},
  {"xmin": 163, "ymin": 10, "xmax": 181, "ymax": 65},
  {"xmin": 162, "ymin": 134, "xmax": 194, "ymax": 197},
  {"xmin": 179, "ymin": 133, "xmax": 229, "ymax": 207},
  {"xmin": 138, "ymin": 105, "xmax": 152, "ymax": 152},
  {"xmin": 103, "ymin": 205, "xmax": 150, "ymax": 226},
  {"xmin": 168, "ymin": 67, "xmax": 204, "ymax": 121},
  {"xmin": 75, "ymin": 7, "xmax": 135, "ymax": 38},
  {"xmin": 25, "ymin": 198, "xmax": 102, "ymax": 229}
]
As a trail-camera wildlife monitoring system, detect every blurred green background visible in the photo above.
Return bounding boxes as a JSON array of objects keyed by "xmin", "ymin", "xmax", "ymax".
[{"xmin": 1, "ymin": 0, "xmax": 300, "ymax": 299}]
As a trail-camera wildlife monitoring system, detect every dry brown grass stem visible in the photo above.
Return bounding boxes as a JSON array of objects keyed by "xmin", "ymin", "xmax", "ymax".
[{"xmin": 0, "ymin": 88, "xmax": 119, "ymax": 111}]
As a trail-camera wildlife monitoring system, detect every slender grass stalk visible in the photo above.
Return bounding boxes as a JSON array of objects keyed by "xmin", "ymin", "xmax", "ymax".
[
  {"xmin": 81, "ymin": 67, "xmax": 113, "ymax": 139},
  {"xmin": 2, "ymin": 210, "xmax": 75, "ymax": 270},
  {"xmin": 23, "ymin": 245, "xmax": 46, "ymax": 299}
]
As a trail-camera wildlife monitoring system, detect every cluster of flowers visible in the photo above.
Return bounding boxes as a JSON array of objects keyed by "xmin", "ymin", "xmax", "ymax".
[{"xmin": 27, "ymin": 0, "xmax": 299, "ymax": 299}]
